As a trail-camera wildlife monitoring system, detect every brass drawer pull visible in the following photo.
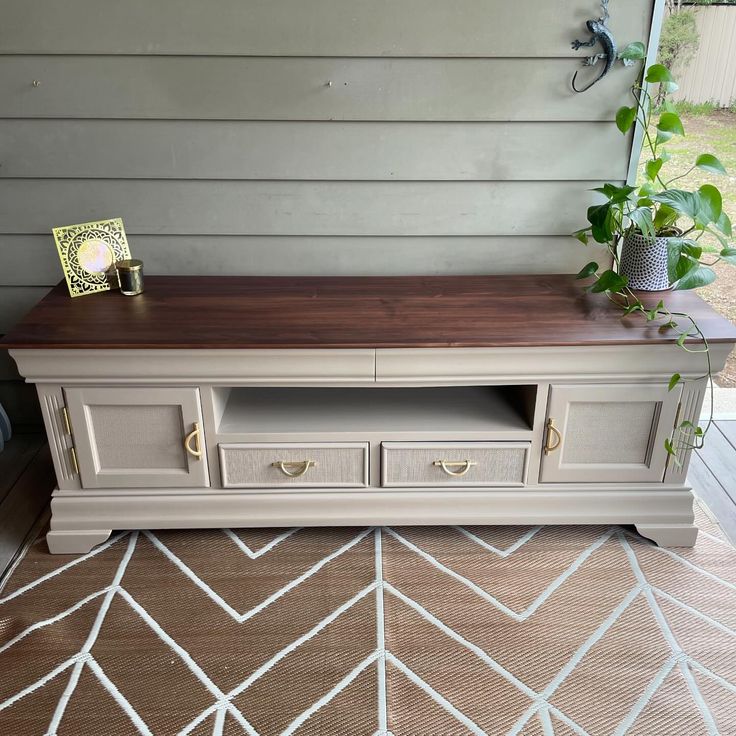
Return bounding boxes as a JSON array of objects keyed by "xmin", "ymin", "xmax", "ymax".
[
  {"xmin": 184, "ymin": 422, "xmax": 203, "ymax": 459},
  {"xmin": 271, "ymin": 460, "xmax": 316, "ymax": 478},
  {"xmin": 433, "ymin": 459, "xmax": 476, "ymax": 477},
  {"xmin": 544, "ymin": 418, "xmax": 562, "ymax": 455}
]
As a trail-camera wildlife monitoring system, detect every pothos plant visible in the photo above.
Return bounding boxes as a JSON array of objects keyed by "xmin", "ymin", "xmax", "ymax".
[{"xmin": 573, "ymin": 60, "xmax": 736, "ymax": 461}]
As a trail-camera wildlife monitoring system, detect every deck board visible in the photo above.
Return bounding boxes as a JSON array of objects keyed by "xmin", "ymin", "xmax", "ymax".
[
  {"xmin": 690, "ymin": 420, "xmax": 736, "ymax": 545},
  {"xmin": 0, "ymin": 435, "xmax": 54, "ymax": 579}
]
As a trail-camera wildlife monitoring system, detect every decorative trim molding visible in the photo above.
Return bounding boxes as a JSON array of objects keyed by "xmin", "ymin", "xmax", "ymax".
[{"xmin": 11, "ymin": 344, "xmax": 732, "ymax": 384}]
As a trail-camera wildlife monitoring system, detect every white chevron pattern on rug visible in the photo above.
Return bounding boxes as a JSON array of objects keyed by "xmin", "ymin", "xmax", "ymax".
[{"xmin": 1, "ymin": 514, "xmax": 735, "ymax": 735}]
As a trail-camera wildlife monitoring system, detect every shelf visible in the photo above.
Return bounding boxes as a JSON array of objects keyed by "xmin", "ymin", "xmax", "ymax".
[{"xmin": 216, "ymin": 385, "xmax": 535, "ymax": 436}]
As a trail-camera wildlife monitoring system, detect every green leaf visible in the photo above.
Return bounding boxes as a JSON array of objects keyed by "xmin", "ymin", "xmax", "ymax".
[
  {"xmin": 697, "ymin": 184, "xmax": 723, "ymax": 226},
  {"xmin": 572, "ymin": 229, "xmax": 589, "ymax": 244},
  {"xmin": 695, "ymin": 153, "xmax": 727, "ymax": 175},
  {"xmin": 716, "ymin": 211, "xmax": 732, "ymax": 237},
  {"xmin": 590, "ymin": 269, "xmax": 628, "ymax": 293},
  {"xmin": 677, "ymin": 332, "xmax": 688, "ymax": 346},
  {"xmin": 628, "ymin": 207, "xmax": 656, "ymax": 239},
  {"xmin": 646, "ymin": 64, "xmax": 674, "ymax": 83},
  {"xmin": 622, "ymin": 303, "xmax": 644, "ymax": 316},
  {"xmin": 616, "ymin": 106, "xmax": 638, "ymax": 133},
  {"xmin": 587, "ymin": 202, "xmax": 610, "ymax": 227},
  {"xmin": 618, "ymin": 41, "xmax": 646, "ymax": 61},
  {"xmin": 587, "ymin": 202, "xmax": 614, "ymax": 243},
  {"xmin": 592, "ymin": 184, "xmax": 637, "ymax": 204},
  {"xmin": 667, "ymin": 239, "xmax": 700, "ymax": 283},
  {"xmin": 653, "ymin": 204, "xmax": 679, "ymax": 232},
  {"xmin": 664, "ymin": 438, "xmax": 676, "ymax": 456},
  {"xmin": 645, "ymin": 158, "xmax": 663, "ymax": 182},
  {"xmin": 674, "ymin": 265, "xmax": 717, "ymax": 290},
  {"xmin": 576, "ymin": 261, "xmax": 599, "ymax": 279},
  {"xmin": 668, "ymin": 373, "xmax": 681, "ymax": 391},
  {"xmin": 662, "ymin": 100, "xmax": 677, "ymax": 114},
  {"xmin": 639, "ymin": 182, "xmax": 656, "ymax": 197},
  {"xmin": 645, "ymin": 64, "xmax": 679, "ymax": 93},
  {"xmin": 650, "ymin": 189, "xmax": 700, "ymax": 220},
  {"xmin": 656, "ymin": 128, "xmax": 674, "ymax": 145},
  {"xmin": 657, "ymin": 112, "xmax": 685, "ymax": 137},
  {"xmin": 720, "ymin": 247, "xmax": 736, "ymax": 265},
  {"xmin": 646, "ymin": 299, "xmax": 664, "ymax": 321}
]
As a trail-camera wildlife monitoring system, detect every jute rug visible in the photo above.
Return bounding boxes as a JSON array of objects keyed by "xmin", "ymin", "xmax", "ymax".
[{"xmin": 1, "ymin": 505, "xmax": 735, "ymax": 736}]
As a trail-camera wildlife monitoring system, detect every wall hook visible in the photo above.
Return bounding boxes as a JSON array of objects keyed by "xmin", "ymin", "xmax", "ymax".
[{"xmin": 32, "ymin": 80, "xmax": 41, "ymax": 87}]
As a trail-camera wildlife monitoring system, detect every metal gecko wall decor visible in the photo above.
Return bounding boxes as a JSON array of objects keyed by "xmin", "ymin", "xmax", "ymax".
[{"xmin": 571, "ymin": 0, "xmax": 617, "ymax": 93}]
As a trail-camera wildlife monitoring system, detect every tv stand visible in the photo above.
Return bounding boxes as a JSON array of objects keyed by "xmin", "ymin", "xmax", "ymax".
[{"xmin": 4, "ymin": 275, "xmax": 735, "ymax": 553}]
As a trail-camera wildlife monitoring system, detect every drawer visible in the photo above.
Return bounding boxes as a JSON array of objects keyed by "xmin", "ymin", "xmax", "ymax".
[
  {"xmin": 381, "ymin": 442, "xmax": 530, "ymax": 487},
  {"xmin": 219, "ymin": 442, "xmax": 369, "ymax": 488}
]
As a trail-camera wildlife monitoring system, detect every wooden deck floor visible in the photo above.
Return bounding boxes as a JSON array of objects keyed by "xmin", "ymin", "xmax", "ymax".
[
  {"xmin": 0, "ymin": 432, "xmax": 53, "ymax": 579},
  {"xmin": 690, "ymin": 420, "xmax": 736, "ymax": 545}
]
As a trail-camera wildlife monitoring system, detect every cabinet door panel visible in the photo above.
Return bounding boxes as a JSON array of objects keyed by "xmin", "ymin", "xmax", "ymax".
[
  {"xmin": 64, "ymin": 386, "xmax": 209, "ymax": 488},
  {"xmin": 540, "ymin": 384, "xmax": 680, "ymax": 483}
]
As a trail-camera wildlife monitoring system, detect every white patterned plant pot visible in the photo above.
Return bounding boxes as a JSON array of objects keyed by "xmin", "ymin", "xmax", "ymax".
[{"xmin": 619, "ymin": 232, "xmax": 672, "ymax": 291}]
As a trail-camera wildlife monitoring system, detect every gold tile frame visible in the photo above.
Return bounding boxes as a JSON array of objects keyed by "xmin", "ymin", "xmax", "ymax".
[{"xmin": 53, "ymin": 218, "xmax": 132, "ymax": 297}]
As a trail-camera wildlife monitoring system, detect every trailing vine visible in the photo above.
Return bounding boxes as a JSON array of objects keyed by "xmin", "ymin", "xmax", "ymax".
[{"xmin": 573, "ymin": 61, "xmax": 735, "ymax": 462}]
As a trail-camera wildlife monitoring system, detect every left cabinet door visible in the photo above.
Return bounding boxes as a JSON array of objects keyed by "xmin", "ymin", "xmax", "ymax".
[{"xmin": 64, "ymin": 387, "xmax": 209, "ymax": 489}]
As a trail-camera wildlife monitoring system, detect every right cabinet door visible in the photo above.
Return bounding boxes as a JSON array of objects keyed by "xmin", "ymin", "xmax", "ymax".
[{"xmin": 539, "ymin": 383, "xmax": 681, "ymax": 483}]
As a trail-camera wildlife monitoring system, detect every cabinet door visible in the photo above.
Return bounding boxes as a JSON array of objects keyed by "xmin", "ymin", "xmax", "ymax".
[
  {"xmin": 64, "ymin": 386, "xmax": 209, "ymax": 488},
  {"xmin": 539, "ymin": 384, "xmax": 681, "ymax": 483}
]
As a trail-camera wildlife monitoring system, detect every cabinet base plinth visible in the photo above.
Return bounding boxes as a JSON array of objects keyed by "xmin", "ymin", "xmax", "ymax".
[
  {"xmin": 634, "ymin": 523, "xmax": 698, "ymax": 548},
  {"xmin": 46, "ymin": 529, "xmax": 113, "ymax": 554},
  {"xmin": 44, "ymin": 486, "xmax": 698, "ymax": 553}
]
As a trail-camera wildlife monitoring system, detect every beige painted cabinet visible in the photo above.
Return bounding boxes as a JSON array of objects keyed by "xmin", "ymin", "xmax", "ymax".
[
  {"xmin": 64, "ymin": 386, "xmax": 209, "ymax": 489},
  {"xmin": 540, "ymin": 384, "xmax": 681, "ymax": 484}
]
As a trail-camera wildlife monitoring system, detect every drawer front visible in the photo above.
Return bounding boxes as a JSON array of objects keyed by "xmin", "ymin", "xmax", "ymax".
[
  {"xmin": 381, "ymin": 442, "xmax": 529, "ymax": 487},
  {"xmin": 219, "ymin": 442, "xmax": 369, "ymax": 488}
]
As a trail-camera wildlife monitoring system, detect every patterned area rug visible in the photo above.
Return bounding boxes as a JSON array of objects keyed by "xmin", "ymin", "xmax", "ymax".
[{"xmin": 1, "ymin": 506, "xmax": 735, "ymax": 736}]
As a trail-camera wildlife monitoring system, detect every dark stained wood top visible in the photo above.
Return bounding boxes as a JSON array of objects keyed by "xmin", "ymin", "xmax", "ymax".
[{"xmin": 2, "ymin": 275, "xmax": 736, "ymax": 349}]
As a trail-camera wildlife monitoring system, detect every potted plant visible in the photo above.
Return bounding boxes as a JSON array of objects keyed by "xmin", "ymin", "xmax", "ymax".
[{"xmin": 573, "ymin": 61, "xmax": 735, "ymax": 457}]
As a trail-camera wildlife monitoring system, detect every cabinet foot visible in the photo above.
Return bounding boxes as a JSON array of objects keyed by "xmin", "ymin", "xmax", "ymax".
[
  {"xmin": 634, "ymin": 523, "xmax": 698, "ymax": 548},
  {"xmin": 46, "ymin": 529, "xmax": 113, "ymax": 555}
]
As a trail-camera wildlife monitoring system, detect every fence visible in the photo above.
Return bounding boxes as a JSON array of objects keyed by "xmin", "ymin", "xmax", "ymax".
[{"xmin": 673, "ymin": 5, "xmax": 736, "ymax": 107}]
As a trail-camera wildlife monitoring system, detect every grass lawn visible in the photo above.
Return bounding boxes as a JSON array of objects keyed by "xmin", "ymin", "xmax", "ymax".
[{"xmin": 641, "ymin": 111, "xmax": 736, "ymax": 386}]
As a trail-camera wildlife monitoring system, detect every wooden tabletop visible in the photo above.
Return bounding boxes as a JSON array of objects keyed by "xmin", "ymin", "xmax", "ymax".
[{"xmin": 2, "ymin": 275, "xmax": 736, "ymax": 349}]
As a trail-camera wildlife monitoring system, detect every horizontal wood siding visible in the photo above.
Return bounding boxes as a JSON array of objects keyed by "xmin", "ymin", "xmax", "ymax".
[
  {"xmin": 0, "ymin": 236, "xmax": 607, "ymax": 285},
  {"xmin": 0, "ymin": 180, "xmax": 608, "ymax": 236},
  {"xmin": 0, "ymin": 0, "xmax": 658, "ymax": 423},
  {"xmin": 0, "ymin": 0, "xmax": 651, "ymax": 57},
  {"xmin": 0, "ymin": 121, "xmax": 630, "ymax": 181},
  {"xmin": 1, "ymin": 57, "xmax": 639, "ymax": 122}
]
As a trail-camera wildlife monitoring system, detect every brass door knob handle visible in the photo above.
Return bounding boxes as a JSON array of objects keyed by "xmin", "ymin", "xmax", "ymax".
[
  {"xmin": 433, "ymin": 459, "xmax": 476, "ymax": 477},
  {"xmin": 271, "ymin": 460, "xmax": 316, "ymax": 477},
  {"xmin": 544, "ymin": 418, "xmax": 562, "ymax": 455},
  {"xmin": 184, "ymin": 422, "xmax": 203, "ymax": 459}
]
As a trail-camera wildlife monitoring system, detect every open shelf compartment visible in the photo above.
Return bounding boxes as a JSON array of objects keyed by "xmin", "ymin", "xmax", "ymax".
[{"xmin": 214, "ymin": 385, "xmax": 536, "ymax": 438}]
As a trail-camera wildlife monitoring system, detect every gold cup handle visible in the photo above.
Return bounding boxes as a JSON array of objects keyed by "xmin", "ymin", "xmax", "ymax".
[
  {"xmin": 184, "ymin": 422, "xmax": 203, "ymax": 459},
  {"xmin": 433, "ymin": 459, "xmax": 476, "ymax": 477},
  {"xmin": 544, "ymin": 418, "xmax": 562, "ymax": 455},
  {"xmin": 272, "ymin": 460, "xmax": 316, "ymax": 478}
]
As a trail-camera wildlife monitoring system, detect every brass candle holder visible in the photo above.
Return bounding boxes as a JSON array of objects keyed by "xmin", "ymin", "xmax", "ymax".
[{"xmin": 115, "ymin": 259, "xmax": 144, "ymax": 296}]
